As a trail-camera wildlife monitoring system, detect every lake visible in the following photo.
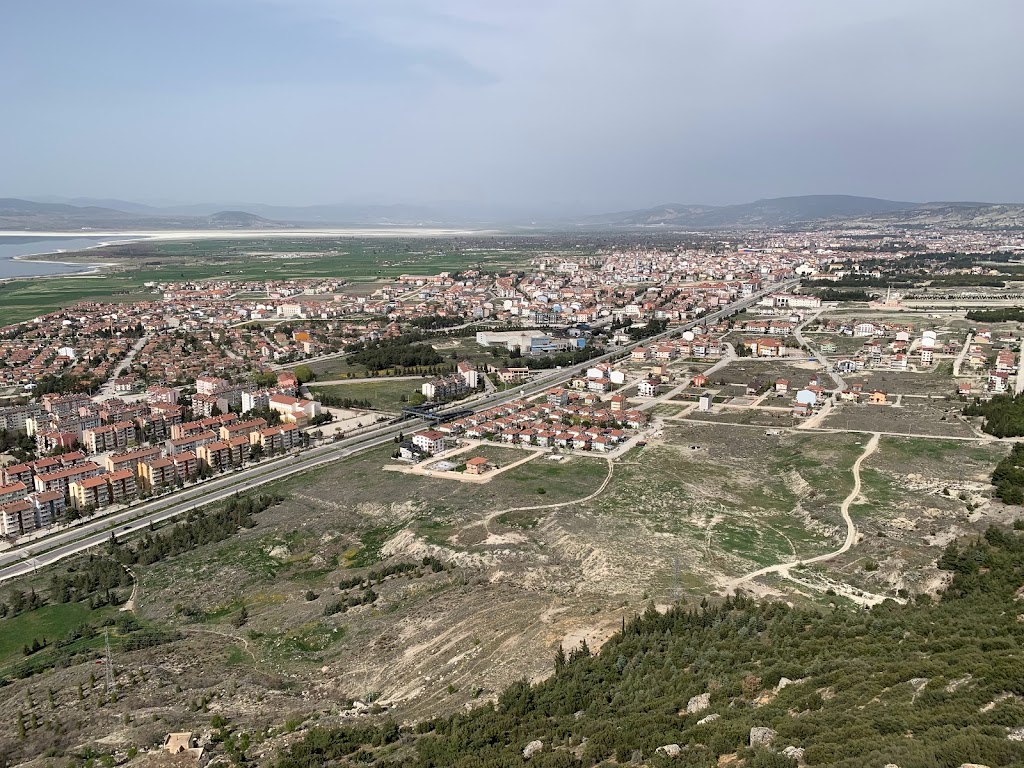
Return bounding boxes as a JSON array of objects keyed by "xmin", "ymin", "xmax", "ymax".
[{"xmin": 0, "ymin": 236, "xmax": 111, "ymax": 279}]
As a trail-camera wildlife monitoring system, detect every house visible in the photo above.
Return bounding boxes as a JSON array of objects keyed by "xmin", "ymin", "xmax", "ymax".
[
  {"xmin": 162, "ymin": 732, "xmax": 205, "ymax": 764},
  {"xmin": 868, "ymin": 390, "xmax": 888, "ymax": 405},
  {"xmin": 775, "ymin": 378, "xmax": 789, "ymax": 395},
  {"xmin": 465, "ymin": 456, "xmax": 491, "ymax": 475},
  {"xmin": 139, "ymin": 457, "xmax": 176, "ymax": 492},
  {"xmin": 989, "ymin": 371, "xmax": 1011, "ymax": 393},
  {"xmin": 546, "ymin": 388, "xmax": 569, "ymax": 407},
  {"xmin": 691, "ymin": 373, "xmax": 708, "ymax": 388},
  {"xmin": 637, "ymin": 379, "xmax": 661, "ymax": 398},
  {"xmin": 751, "ymin": 338, "xmax": 783, "ymax": 358},
  {"xmin": 996, "ymin": 349, "xmax": 1017, "ymax": 373},
  {"xmin": 412, "ymin": 430, "xmax": 446, "ymax": 455},
  {"xmin": 105, "ymin": 469, "xmax": 138, "ymax": 505},
  {"xmin": 28, "ymin": 490, "xmax": 65, "ymax": 527},
  {"xmin": 0, "ymin": 499, "xmax": 32, "ymax": 536},
  {"xmin": 496, "ymin": 367, "xmax": 530, "ymax": 384},
  {"xmin": 252, "ymin": 423, "xmax": 301, "ymax": 453}
]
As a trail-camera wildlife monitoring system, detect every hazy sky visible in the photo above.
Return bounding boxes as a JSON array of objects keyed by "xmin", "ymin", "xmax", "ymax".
[{"xmin": 4, "ymin": 0, "xmax": 1022, "ymax": 210}]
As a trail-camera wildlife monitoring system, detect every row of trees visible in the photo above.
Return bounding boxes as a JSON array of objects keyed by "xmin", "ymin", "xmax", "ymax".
[{"xmin": 965, "ymin": 307, "xmax": 1024, "ymax": 323}]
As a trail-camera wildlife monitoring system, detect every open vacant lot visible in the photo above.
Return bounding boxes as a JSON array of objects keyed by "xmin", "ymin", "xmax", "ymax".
[
  {"xmin": 706, "ymin": 359, "xmax": 821, "ymax": 388},
  {"xmin": 820, "ymin": 400, "xmax": 980, "ymax": 437},
  {"xmin": 309, "ymin": 378, "xmax": 433, "ymax": 411}
]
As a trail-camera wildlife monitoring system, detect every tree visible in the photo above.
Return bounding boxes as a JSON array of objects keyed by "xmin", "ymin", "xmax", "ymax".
[{"xmin": 293, "ymin": 365, "xmax": 315, "ymax": 384}]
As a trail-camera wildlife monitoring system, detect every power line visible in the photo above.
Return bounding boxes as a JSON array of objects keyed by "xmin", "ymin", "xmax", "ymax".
[{"xmin": 103, "ymin": 628, "xmax": 115, "ymax": 694}]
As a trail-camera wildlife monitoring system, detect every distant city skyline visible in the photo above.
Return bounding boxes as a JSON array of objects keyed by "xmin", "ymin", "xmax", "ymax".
[{"xmin": 4, "ymin": 1, "xmax": 1023, "ymax": 209}]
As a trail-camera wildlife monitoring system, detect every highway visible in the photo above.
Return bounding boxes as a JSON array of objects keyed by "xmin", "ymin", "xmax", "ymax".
[{"xmin": 0, "ymin": 277, "xmax": 797, "ymax": 582}]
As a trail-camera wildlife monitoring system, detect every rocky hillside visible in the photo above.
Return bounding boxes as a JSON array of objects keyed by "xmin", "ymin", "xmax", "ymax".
[{"xmin": 271, "ymin": 527, "xmax": 1024, "ymax": 768}]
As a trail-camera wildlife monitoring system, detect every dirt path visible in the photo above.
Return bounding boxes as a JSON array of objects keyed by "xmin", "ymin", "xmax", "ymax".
[
  {"xmin": 480, "ymin": 458, "xmax": 615, "ymax": 536},
  {"xmin": 722, "ymin": 432, "xmax": 881, "ymax": 597},
  {"xmin": 119, "ymin": 566, "xmax": 138, "ymax": 613}
]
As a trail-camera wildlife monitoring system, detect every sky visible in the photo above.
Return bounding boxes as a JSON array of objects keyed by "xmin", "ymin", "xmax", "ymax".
[{"xmin": 3, "ymin": 0, "xmax": 1023, "ymax": 212}]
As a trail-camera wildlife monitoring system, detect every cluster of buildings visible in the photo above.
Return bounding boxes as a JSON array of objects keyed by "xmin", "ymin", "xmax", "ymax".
[
  {"xmin": 401, "ymin": 388, "xmax": 650, "ymax": 460},
  {"xmin": 420, "ymin": 361, "xmax": 483, "ymax": 402},
  {"xmin": 0, "ymin": 410, "xmax": 307, "ymax": 535},
  {"xmin": 631, "ymin": 334, "xmax": 726, "ymax": 362},
  {"xmin": 961, "ymin": 330, "xmax": 1020, "ymax": 393}
]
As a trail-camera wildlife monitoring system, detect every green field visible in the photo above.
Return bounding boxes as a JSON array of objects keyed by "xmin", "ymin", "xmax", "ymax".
[
  {"xmin": 0, "ymin": 601, "xmax": 113, "ymax": 672},
  {"xmin": 0, "ymin": 237, "xmax": 546, "ymax": 326},
  {"xmin": 310, "ymin": 378, "xmax": 432, "ymax": 411}
]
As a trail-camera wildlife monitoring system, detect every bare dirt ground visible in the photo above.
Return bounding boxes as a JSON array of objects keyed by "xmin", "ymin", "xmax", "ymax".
[{"xmin": 820, "ymin": 400, "xmax": 981, "ymax": 438}]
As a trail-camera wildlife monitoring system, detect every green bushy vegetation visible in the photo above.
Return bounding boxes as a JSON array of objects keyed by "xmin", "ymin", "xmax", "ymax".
[
  {"xmin": 964, "ymin": 393, "xmax": 1024, "ymax": 437},
  {"xmin": 0, "ymin": 493, "xmax": 280, "ymax": 679},
  {"xmin": 990, "ymin": 444, "xmax": 1024, "ymax": 504},
  {"xmin": 347, "ymin": 336, "xmax": 445, "ymax": 371},
  {"xmin": 965, "ymin": 308, "xmax": 1024, "ymax": 323},
  {"xmin": 271, "ymin": 527, "xmax": 1024, "ymax": 768}
]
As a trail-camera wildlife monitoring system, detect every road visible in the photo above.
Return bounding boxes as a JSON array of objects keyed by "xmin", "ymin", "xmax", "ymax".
[
  {"xmin": 793, "ymin": 311, "xmax": 846, "ymax": 392},
  {"xmin": 0, "ymin": 424, "xmax": 410, "ymax": 581},
  {"xmin": 952, "ymin": 333, "xmax": 973, "ymax": 378},
  {"xmin": 94, "ymin": 333, "xmax": 152, "ymax": 400},
  {"xmin": 0, "ymin": 277, "xmax": 798, "ymax": 582}
]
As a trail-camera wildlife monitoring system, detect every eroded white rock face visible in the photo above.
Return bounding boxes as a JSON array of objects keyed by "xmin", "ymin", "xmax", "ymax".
[
  {"xmin": 750, "ymin": 726, "xmax": 778, "ymax": 748},
  {"xmin": 686, "ymin": 692, "xmax": 711, "ymax": 713},
  {"xmin": 523, "ymin": 740, "xmax": 543, "ymax": 759}
]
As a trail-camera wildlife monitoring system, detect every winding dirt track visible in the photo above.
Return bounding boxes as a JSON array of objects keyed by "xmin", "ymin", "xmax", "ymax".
[{"xmin": 724, "ymin": 432, "xmax": 881, "ymax": 591}]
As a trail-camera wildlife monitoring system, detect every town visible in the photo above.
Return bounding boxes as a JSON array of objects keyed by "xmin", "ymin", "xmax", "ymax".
[{"xmin": 1, "ymin": 230, "xmax": 1021, "ymax": 546}]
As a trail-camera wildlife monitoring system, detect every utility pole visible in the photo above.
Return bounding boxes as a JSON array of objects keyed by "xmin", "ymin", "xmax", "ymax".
[{"xmin": 103, "ymin": 628, "xmax": 115, "ymax": 694}]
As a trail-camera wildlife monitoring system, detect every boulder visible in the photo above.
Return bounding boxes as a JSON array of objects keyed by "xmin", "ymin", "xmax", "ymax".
[
  {"xmin": 883, "ymin": 764, "xmax": 900, "ymax": 768},
  {"xmin": 686, "ymin": 692, "xmax": 711, "ymax": 714},
  {"xmin": 697, "ymin": 713, "xmax": 720, "ymax": 725},
  {"xmin": 750, "ymin": 727, "xmax": 778, "ymax": 748},
  {"xmin": 958, "ymin": 764, "xmax": 991, "ymax": 768},
  {"xmin": 523, "ymin": 740, "xmax": 543, "ymax": 759},
  {"xmin": 1008, "ymin": 726, "xmax": 1024, "ymax": 741},
  {"xmin": 783, "ymin": 746, "xmax": 805, "ymax": 762},
  {"xmin": 656, "ymin": 744, "xmax": 682, "ymax": 758},
  {"xmin": 776, "ymin": 677, "xmax": 795, "ymax": 692}
]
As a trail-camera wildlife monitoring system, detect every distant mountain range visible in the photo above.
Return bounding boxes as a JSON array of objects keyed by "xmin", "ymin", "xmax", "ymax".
[
  {"xmin": 0, "ymin": 198, "xmax": 278, "ymax": 231},
  {"xmin": 2, "ymin": 194, "xmax": 1022, "ymax": 232},
  {"xmin": 573, "ymin": 195, "xmax": 1024, "ymax": 230}
]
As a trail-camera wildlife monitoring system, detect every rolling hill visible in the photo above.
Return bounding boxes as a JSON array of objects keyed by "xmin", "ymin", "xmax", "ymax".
[
  {"xmin": 574, "ymin": 195, "xmax": 1024, "ymax": 230},
  {"xmin": 0, "ymin": 198, "xmax": 280, "ymax": 231}
]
